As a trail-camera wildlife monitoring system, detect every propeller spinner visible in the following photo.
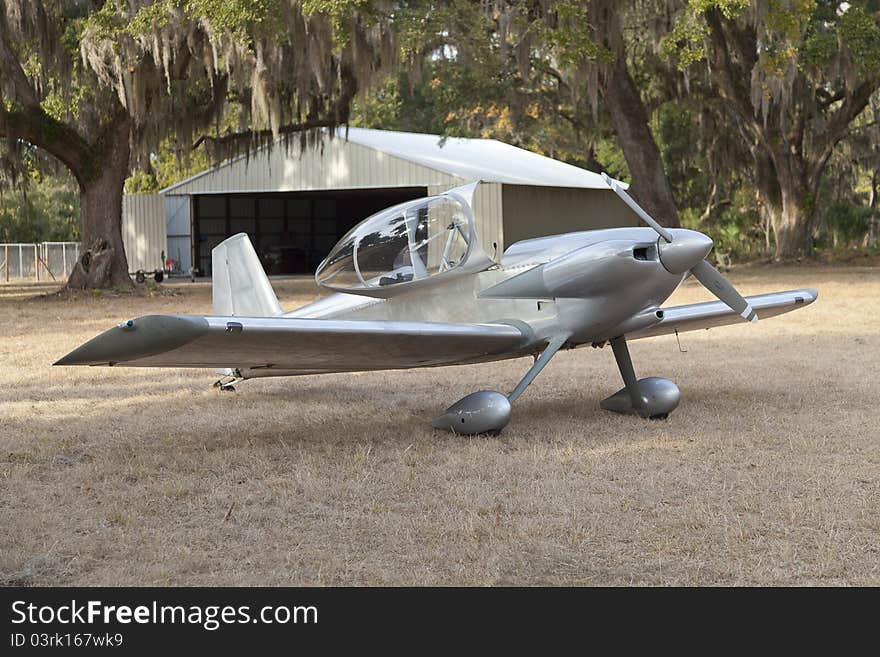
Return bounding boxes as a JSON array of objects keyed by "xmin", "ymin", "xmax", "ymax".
[{"xmin": 601, "ymin": 172, "xmax": 758, "ymax": 322}]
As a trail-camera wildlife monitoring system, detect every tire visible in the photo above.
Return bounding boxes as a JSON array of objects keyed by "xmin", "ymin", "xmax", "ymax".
[
  {"xmin": 154, "ymin": 271, "xmax": 164, "ymax": 283},
  {"xmin": 135, "ymin": 270, "xmax": 145, "ymax": 284}
]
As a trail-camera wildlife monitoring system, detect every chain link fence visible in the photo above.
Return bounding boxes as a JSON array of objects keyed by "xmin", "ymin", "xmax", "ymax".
[{"xmin": 0, "ymin": 242, "xmax": 80, "ymax": 283}]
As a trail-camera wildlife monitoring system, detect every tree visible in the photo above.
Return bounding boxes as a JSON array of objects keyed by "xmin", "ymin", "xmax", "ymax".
[
  {"xmin": 368, "ymin": 1, "xmax": 682, "ymax": 226},
  {"xmin": 0, "ymin": 0, "xmax": 393, "ymax": 288},
  {"xmin": 665, "ymin": 0, "xmax": 880, "ymax": 258},
  {"xmin": 813, "ymin": 89, "xmax": 880, "ymax": 248},
  {"xmin": 587, "ymin": 0, "xmax": 682, "ymax": 227}
]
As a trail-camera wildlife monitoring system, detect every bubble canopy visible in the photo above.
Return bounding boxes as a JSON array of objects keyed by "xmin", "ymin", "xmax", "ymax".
[{"xmin": 316, "ymin": 182, "xmax": 492, "ymax": 297}]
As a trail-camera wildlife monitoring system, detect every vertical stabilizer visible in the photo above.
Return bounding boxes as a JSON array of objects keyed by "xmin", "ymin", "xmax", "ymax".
[{"xmin": 212, "ymin": 233, "xmax": 283, "ymax": 317}]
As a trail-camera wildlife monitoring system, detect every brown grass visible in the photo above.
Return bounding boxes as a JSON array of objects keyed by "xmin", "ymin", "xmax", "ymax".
[{"xmin": 0, "ymin": 264, "xmax": 878, "ymax": 586}]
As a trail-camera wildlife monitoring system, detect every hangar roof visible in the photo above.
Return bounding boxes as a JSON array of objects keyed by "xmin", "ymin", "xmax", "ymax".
[
  {"xmin": 338, "ymin": 128, "xmax": 608, "ymax": 189},
  {"xmin": 160, "ymin": 128, "xmax": 609, "ymax": 195}
]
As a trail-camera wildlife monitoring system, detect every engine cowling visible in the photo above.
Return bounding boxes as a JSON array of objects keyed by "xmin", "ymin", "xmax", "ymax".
[{"xmin": 479, "ymin": 240, "xmax": 659, "ymax": 299}]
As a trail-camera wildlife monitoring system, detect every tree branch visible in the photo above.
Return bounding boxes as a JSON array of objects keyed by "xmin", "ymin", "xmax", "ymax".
[
  {"xmin": 193, "ymin": 65, "xmax": 359, "ymax": 154},
  {"xmin": 816, "ymin": 87, "xmax": 846, "ymax": 110},
  {"xmin": 808, "ymin": 77, "xmax": 880, "ymax": 193},
  {"xmin": 0, "ymin": 105, "xmax": 89, "ymax": 184},
  {"xmin": 704, "ymin": 9, "xmax": 764, "ymax": 143},
  {"xmin": 0, "ymin": 12, "xmax": 93, "ymax": 182},
  {"xmin": 723, "ymin": 15, "xmax": 758, "ymax": 73},
  {"xmin": 192, "ymin": 117, "xmax": 342, "ymax": 152}
]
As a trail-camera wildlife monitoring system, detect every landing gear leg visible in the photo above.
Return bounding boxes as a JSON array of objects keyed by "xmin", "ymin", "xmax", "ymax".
[
  {"xmin": 508, "ymin": 334, "xmax": 568, "ymax": 403},
  {"xmin": 432, "ymin": 334, "xmax": 569, "ymax": 435},
  {"xmin": 213, "ymin": 370, "xmax": 244, "ymax": 393},
  {"xmin": 600, "ymin": 336, "xmax": 680, "ymax": 419}
]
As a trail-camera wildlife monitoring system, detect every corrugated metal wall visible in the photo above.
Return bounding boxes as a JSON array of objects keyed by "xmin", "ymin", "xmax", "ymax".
[
  {"xmin": 429, "ymin": 182, "xmax": 503, "ymax": 259},
  {"xmin": 501, "ymin": 186, "xmax": 639, "ymax": 248},
  {"xmin": 122, "ymin": 194, "xmax": 167, "ymax": 272},
  {"xmin": 165, "ymin": 139, "xmax": 462, "ymax": 195}
]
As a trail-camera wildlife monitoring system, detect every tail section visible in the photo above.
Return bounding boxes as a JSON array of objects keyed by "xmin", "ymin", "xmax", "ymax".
[{"xmin": 212, "ymin": 233, "xmax": 283, "ymax": 317}]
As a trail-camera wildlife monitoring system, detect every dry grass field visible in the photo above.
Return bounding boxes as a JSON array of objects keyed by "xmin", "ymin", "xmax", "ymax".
[{"xmin": 1, "ymin": 264, "xmax": 878, "ymax": 586}]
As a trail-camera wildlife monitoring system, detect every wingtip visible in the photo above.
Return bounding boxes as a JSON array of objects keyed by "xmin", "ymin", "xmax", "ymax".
[
  {"xmin": 51, "ymin": 315, "xmax": 209, "ymax": 368},
  {"xmin": 53, "ymin": 349, "xmax": 89, "ymax": 366},
  {"xmin": 54, "ymin": 350, "xmax": 81, "ymax": 366}
]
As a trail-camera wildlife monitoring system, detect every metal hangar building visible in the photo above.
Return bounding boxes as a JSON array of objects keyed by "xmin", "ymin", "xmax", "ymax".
[{"xmin": 146, "ymin": 128, "xmax": 638, "ymax": 276}]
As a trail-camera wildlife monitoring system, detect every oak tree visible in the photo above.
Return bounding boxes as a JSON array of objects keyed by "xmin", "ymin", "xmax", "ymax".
[{"xmin": 0, "ymin": 0, "xmax": 393, "ymax": 287}]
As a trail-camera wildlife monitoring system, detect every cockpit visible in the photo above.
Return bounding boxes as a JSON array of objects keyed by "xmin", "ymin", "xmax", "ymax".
[{"xmin": 316, "ymin": 182, "xmax": 491, "ymax": 297}]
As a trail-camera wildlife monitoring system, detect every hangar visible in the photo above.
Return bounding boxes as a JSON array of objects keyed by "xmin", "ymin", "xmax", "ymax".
[{"xmin": 144, "ymin": 128, "xmax": 638, "ymax": 277}]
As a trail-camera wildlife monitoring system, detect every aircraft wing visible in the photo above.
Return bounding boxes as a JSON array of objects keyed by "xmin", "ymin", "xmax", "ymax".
[
  {"xmin": 55, "ymin": 315, "xmax": 528, "ymax": 373},
  {"xmin": 628, "ymin": 288, "xmax": 818, "ymax": 340}
]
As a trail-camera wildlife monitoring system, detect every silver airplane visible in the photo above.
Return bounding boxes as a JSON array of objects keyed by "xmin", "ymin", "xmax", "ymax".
[{"xmin": 56, "ymin": 177, "xmax": 817, "ymax": 434}]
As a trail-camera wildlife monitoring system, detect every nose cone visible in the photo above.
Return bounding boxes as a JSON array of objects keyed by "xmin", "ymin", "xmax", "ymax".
[{"xmin": 658, "ymin": 229, "xmax": 713, "ymax": 275}]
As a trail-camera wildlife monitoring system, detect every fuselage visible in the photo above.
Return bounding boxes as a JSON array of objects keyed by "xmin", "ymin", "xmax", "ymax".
[{"xmin": 286, "ymin": 227, "xmax": 686, "ymax": 352}]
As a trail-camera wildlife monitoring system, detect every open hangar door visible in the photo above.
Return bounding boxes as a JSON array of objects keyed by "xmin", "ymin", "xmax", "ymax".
[
  {"xmin": 164, "ymin": 194, "xmax": 192, "ymax": 276},
  {"xmin": 192, "ymin": 187, "xmax": 428, "ymax": 276}
]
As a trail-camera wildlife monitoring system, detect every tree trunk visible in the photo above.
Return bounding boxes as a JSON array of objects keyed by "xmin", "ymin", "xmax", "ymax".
[
  {"xmin": 592, "ymin": 1, "xmax": 680, "ymax": 228},
  {"xmin": 600, "ymin": 53, "xmax": 680, "ymax": 228},
  {"xmin": 774, "ymin": 195, "xmax": 813, "ymax": 259},
  {"xmin": 867, "ymin": 167, "xmax": 878, "ymax": 249},
  {"xmin": 770, "ymin": 148, "xmax": 813, "ymax": 260},
  {"xmin": 753, "ymin": 149, "xmax": 782, "ymax": 254},
  {"xmin": 67, "ymin": 119, "xmax": 133, "ymax": 289}
]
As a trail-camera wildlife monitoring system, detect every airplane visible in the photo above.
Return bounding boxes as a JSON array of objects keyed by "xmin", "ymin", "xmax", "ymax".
[{"xmin": 56, "ymin": 177, "xmax": 817, "ymax": 434}]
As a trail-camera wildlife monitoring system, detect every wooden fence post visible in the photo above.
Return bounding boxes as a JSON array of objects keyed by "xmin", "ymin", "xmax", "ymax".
[{"xmin": 34, "ymin": 244, "xmax": 39, "ymax": 281}]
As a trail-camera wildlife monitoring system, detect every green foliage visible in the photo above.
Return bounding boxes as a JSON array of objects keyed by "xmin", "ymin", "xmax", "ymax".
[
  {"xmin": 4, "ymin": 0, "xmax": 396, "ymax": 191},
  {"xmin": 818, "ymin": 200, "xmax": 875, "ymax": 245},
  {"xmin": 350, "ymin": 1, "xmax": 618, "ymax": 170},
  {"xmin": 123, "ymin": 169, "xmax": 159, "ymax": 194},
  {"xmin": 661, "ymin": 12, "xmax": 709, "ymax": 67},
  {"xmin": 541, "ymin": 1, "xmax": 613, "ymax": 66},
  {"xmin": 667, "ymin": 0, "xmax": 880, "ymax": 78},
  {"xmin": 181, "ymin": 0, "xmax": 287, "ymax": 38},
  {"xmin": 85, "ymin": 0, "xmax": 289, "ymax": 38},
  {"xmin": 0, "ymin": 174, "xmax": 80, "ymax": 242},
  {"xmin": 593, "ymin": 137, "xmax": 630, "ymax": 180},
  {"xmin": 350, "ymin": 78, "xmax": 405, "ymax": 130},
  {"xmin": 681, "ymin": 186, "xmax": 763, "ymax": 261},
  {"xmin": 654, "ymin": 104, "xmax": 693, "ymax": 171},
  {"xmin": 838, "ymin": 4, "xmax": 880, "ymax": 72},
  {"xmin": 127, "ymin": 1, "xmax": 175, "ymax": 35},
  {"xmin": 124, "ymin": 137, "xmax": 213, "ymax": 193},
  {"xmin": 661, "ymin": 0, "xmax": 751, "ymax": 67}
]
